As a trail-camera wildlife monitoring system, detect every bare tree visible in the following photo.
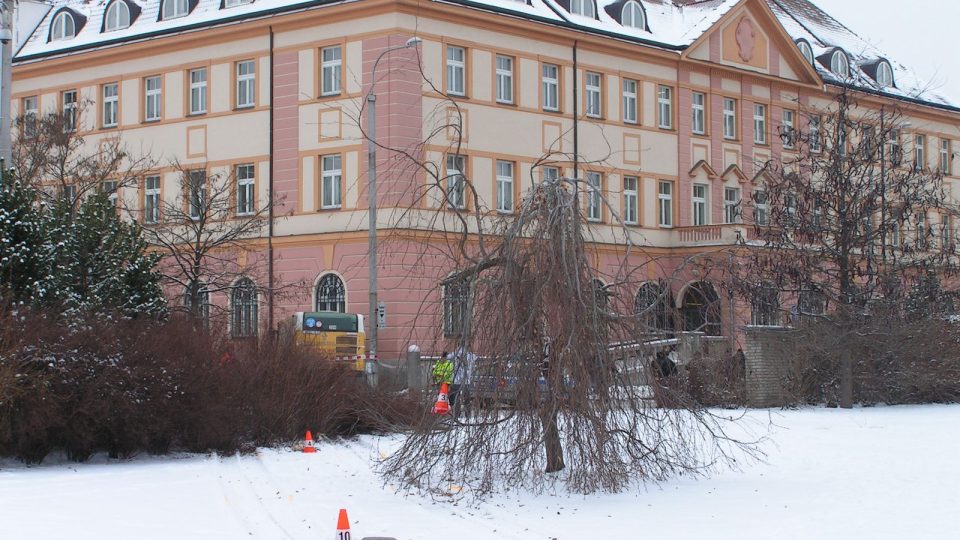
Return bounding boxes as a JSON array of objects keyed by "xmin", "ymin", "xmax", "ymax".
[{"xmin": 736, "ymin": 87, "xmax": 955, "ymax": 407}]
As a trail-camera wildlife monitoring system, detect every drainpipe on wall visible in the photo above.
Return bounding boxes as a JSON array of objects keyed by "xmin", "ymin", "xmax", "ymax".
[{"xmin": 267, "ymin": 26, "xmax": 275, "ymax": 339}]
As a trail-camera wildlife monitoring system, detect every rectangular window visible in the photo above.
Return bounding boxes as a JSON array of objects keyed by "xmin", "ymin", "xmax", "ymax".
[
  {"xmin": 496, "ymin": 160, "xmax": 514, "ymax": 213},
  {"xmin": 943, "ymin": 214, "xmax": 954, "ymax": 251},
  {"xmin": 810, "ymin": 116, "xmax": 822, "ymax": 153},
  {"xmin": 495, "ymin": 55, "xmax": 513, "ymax": 104},
  {"xmin": 446, "ymin": 154, "xmax": 466, "ymax": 209},
  {"xmin": 692, "ymin": 183, "xmax": 708, "ymax": 226},
  {"xmin": 724, "ymin": 187, "xmax": 741, "ymax": 224},
  {"xmin": 102, "ymin": 180, "xmax": 118, "ymax": 207},
  {"xmin": 443, "ymin": 280, "xmax": 470, "ymax": 337},
  {"xmin": 888, "ymin": 129, "xmax": 902, "ymax": 165},
  {"xmin": 754, "ymin": 103, "xmax": 767, "ymax": 144},
  {"xmin": 586, "ymin": 171, "xmax": 602, "ymax": 222},
  {"xmin": 658, "ymin": 181, "xmax": 673, "ymax": 227},
  {"xmin": 585, "ymin": 72, "xmax": 602, "ymax": 118},
  {"xmin": 622, "ymin": 79, "xmax": 637, "ymax": 124},
  {"xmin": 941, "ymin": 139, "xmax": 952, "ymax": 174},
  {"xmin": 189, "ymin": 68, "xmax": 207, "ymax": 115},
  {"xmin": 623, "ymin": 176, "xmax": 638, "ymax": 225},
  {"xmin": 542, "ymin": 165, "xmax": 559, "ymax": 183},
  {"xmin": 62, "ymin": 90, "xmax": 78, "ymax": 132},
  {"xmin": 321, "ymin": 46, "xmax": 342, "ymax": 96},
  {"xmin": 915, "ymin": 134, "xmax": 926, "ymax": 170},
  {"xmin": 657, "ymin": 85, "xmax": 673, "ymax": 129},
  {"xmin": 542, "ymin": 63, "xmax": 559, "ymax": 111},
  {"xmin": 144, "ymin": 175, "xmax": 161, "ymax": 224},
  {"xmin": 691, "ymin": 92, "xmax": 705, "ymax": 135},
  {"xmin": 755, "ymin": 190, "xmax": 768, "ymax": 226},
  {"xmin": 63, "ymin": 184, "xmax": 77, "ymax": 202},
  {"xmin": 723, "ymin": 98, "xmax": 736, "ymax": 139},
  {"xmin": 102, "ymin": 83, "xmax": 119, "ymax": 128},
  {"xmin": 446, "ymin": 45, "xmax": 466, "ymax": 96},
  {"xmin": 22, "ymin": 96, "xmax": 38, "ymax": 136},
  {"xmin": 320, "ymin": 155, "xmax": 342, "ymax": 209},
  {"xmin": 145, "ymin": 76, "xmax": 162, "ymax": 122},
  {"xmin": 188, "ymin": 170, "xmax": 206, "ymax": 220},
  {"xmin": 782, "ymin": 110, "xmax": 795, "ymax": 149},
  {"xmin": 236, "ymin": 164, "xmax": 255, "ymax": 215},
  {"xmin": 236, "ymin": 60, "xmax": 255, "ymax": 108}
]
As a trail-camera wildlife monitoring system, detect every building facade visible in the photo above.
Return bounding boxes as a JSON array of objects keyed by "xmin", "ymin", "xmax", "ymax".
[{"xmin": 12, "ymin": 0, "xmax": 960, "ymax": 359}]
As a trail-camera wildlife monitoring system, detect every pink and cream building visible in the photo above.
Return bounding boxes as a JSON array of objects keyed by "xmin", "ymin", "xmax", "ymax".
[{"xmin": 11, "ymin": 0, "xmax": 960, "ymax": 358}]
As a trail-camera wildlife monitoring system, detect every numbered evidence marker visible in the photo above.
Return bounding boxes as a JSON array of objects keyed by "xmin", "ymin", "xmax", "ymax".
[{"xmin": 335, "ymin": 508, "xmax": 351, "ymax": 540}]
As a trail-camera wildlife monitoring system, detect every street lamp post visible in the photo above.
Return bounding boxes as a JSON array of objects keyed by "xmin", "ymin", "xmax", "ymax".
[
  {"xmin": 0, "ymin": 0, "xmax": 13, "ymax": 166},
  {"xmin": 366, "ymin": 36, "xmax": 422, "ymax": 371}
]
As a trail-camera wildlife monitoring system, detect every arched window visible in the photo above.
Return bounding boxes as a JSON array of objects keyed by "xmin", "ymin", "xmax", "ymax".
[
  {"xmin": 162, "ymin": 0, "xmax": 190, "ymax": 20},
  {"xmin": 680, "ymin": 281, "xmax": 722, "ymax": 336},
  {"xmin": 104, "ymin": 0, "xmax": 131, "ymax": 31},
  {"xmin": 51, "ymin": 12, "xmax": 76, "ymax": 41},
  {"xmin": 876, "ymin": 61, "xmax": 894, "ymax": 88},
  {"xmin": 183, "ymin": 282, "xmax": 210, "ymax": 323},
  {"xmin": 831, "ymin": 50, "xmax": 850, "ymax": 78},
  {"xmin": 231, "ymin": 278, "xmax": 258, "ymax": 338},
  {"xmin": 315, "ymin": 273, "xmax": 346, "ymax": 312},
  {"xmin": 635, "ymin": 282, "xmax": 673, "ymax": 333},
  {"xmin": 570, "ymin": 0, "xmax": 595, "ymax": 18},
  {"xmin": 750, "ymin": 283, "xmax": 780, "ymax": 326},
  {"xmin": 796, "ymin": 40, "xmax": 813, "ymax": 65},
  {"xmin": 621, "ymin": 1, "xmax": 646, "ymax": 30}
]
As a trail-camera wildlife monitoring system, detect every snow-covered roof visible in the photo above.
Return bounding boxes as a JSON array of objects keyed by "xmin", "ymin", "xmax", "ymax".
[{"xmin": 14, "ymin": 0, "xmax": 959, "ymax": 112}]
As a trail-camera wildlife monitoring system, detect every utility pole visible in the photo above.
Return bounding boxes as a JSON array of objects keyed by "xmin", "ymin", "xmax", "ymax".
[{"xmin": 0, "ymin": 0, "xmax": 13, "ymax": 166}]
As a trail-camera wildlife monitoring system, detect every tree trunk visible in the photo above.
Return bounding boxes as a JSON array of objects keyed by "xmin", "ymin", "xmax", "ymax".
[
  {"xmin": 839, "ymin": 347, "xmax": 853, "ymax": 409},
  {"xmin": 541, "ymin": 407, "xmax": 564, "ymax": 473}
]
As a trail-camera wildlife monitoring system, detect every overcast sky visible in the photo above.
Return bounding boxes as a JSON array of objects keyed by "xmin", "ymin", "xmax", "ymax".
[{"xmin": 811, "ymin": 0, "xmax": 960, "ymax": 103}]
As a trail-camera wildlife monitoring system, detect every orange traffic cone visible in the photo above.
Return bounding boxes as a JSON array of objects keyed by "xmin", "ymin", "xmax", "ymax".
[
  {"xmin": 334, "ymin": 508, "xmax": 350, "ymax": 539},
  {"xmin": 303, "ymin": 430, "xmax": 317, "ymax": 454},
  {"xmin": 433, "ymin": 382, "xmax": 450, "ymax": 415}
]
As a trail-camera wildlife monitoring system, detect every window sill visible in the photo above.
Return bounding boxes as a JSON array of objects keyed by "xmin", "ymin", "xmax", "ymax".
[
  {"xmin": 143, "ymin": 118, "xmax": 162, "ymax": 124},
  {"xmin": 659, "ymin": 225, "xmax": 674, "ymax": 229},
  {"xmin": 317, "ymin": 92, "xmax": 342, "ymax": 100},
  {"xmin": 319, "ymin": 206, "xmax": 342, "ymax": 212},
  {"xmin": 187, "ymin": 112, "xmax": 207, "ymax": 117},
  {"xmin": 234, "ymin": 104, "xmax": 255, "ymax": 111}
]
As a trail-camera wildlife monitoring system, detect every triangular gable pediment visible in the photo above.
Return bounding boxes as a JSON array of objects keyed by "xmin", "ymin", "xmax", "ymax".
[
  {"xmin": 722, "ymin": 164, "xmax": 749, "ymax": 184},
  {"xmin": 752, "ymin": 165, "xmax": 775, "ymax": 185},
  {"xmin": 682, "ymin": 0, "xmax": 821, "ymax": 87},
  {"xmin": 689, "ymin": 160, "xmax": 719, "ymax": 180}
]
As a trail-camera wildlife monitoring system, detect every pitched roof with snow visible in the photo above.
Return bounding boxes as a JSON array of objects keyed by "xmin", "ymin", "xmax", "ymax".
[{"xmin": 14, "ymin": 0, "xmax": 959, "ymax": 112}]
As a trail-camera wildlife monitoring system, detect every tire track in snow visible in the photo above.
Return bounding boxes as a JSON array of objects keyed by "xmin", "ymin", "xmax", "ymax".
[{"xmin": 214, "ymin": 454, "xmax": 297, "ymax": 539}]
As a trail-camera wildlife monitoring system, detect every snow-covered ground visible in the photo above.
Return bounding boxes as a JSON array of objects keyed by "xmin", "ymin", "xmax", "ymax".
[{"xmin": 2, "ymin": 405, "xmax": 958, "ymax": 539}]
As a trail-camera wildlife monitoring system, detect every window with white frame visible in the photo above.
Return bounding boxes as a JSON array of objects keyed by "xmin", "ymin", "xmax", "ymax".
[
  {"xmin": 570, "ymin": 0, "xmax": 595, "ymax": 18},
  {"xmin": 876, "ymin": 61, "xmax": 894, "ymax": 88},
  {"xmin": 23, "ymin": 96, "xmax": 38, "ymax": 136},
  {"xmin": 104, "ymin": 1, "xmax": 131, "ymax": 32},
  {"xmin": 888, "ymin": 128, "xmax": 902, "ymax": 165},
  {"xmin": 754, "ymin": 189, "xmax": 768, "ymax": 226},
  {"xmin": 315, "ymin": 273, "xmax": 346, "ymax": 312},
  {"xmin": 62, "ymin": 184, "xmax": 77, "ymax": 203},
  {"xmin": 102, "ymin": 180, "xmax": 118, "ymax": 207},
  {"xmin": 102, "ymin": 83, "xmax": 119, "ymax": 128},
  {"xmin": 691, "ymin": 91, "xmax": 705, "ymax": 135},
  {"xmin": 236, "ymin": 60, "xmax": 255, "ymax": 108},
  {"xmin": 753, "ymin": 103, "xmax": 767, "ymax": 144},
  {"xmin": 621, "ymin": 0, "xmax": 645, "ymax": 29},
  {"xmin": 622, "ymin": 79, "xmax": 637, "ymax": 124},
  {"xmin": 585, "ymin": 72, "xmax": 602, "ymax": 118},
  {"xmin": 542, "ymin": 63, "xmax": 559, "ymax": 111},
  {"xmin": 785, "ymin": 192, "xmax": 798, "ymax": 226},
  {"xmin": 446, "ymin": 154, "xmax": 466, "ymax": 209},
  {"xmin": 161, "ymin": 0, "xmax": 189, "ymax": 20},
  {"xmin": 321, "ymin": 155, "xmax": 342, "ymax": 209},
  {"xmin": 623, "ymin": 176, "xmax": 638, "ymax": 225},
  {"xmin": 657, "ymin": 85, "xmax": 673, "ymax": 129},
  {"xmin": 943, "ymin": 214, "xmax": 954, "ymax": 251},
  {"xmin": 724, "ymin": 187, "xmax": 741, "ymax": 224},
  {"xmin": 496, "ymin": 160, "xmax": 514, "ymax": 213},
  {"xmin": 542, "ymin": 166, "xmax": 559, "ymax": 183},
  {"xmin": 915, "ymin": 134, "xmax": 926, "ymax": 170},
  {"xmin": 236, "ymin": 164, "xmax": 255, "ymax": 215},
  {"xmin": 692, "ymin": 183, "xmax": 708, "ymax": 226},
  {"xmin": 446, "ymin": 45, "xmax": 466, "ymax": 96},
  {"xmin": 231, "ymin": 278, "xmax": 258, "ymax": 338},
  {"xmin": 496, "ymin": 55, "xmax": 513, "ymax": 104},
  {"xmin": 723, "ymin": 97, "xmax": 736, "ymax": 139},
  {"xmin": 62, "ymin": 90, "xmax": 78, "ymax": 132},
  {"xmin": 782, "ymin": 109, "xmax": 796, "ymax": 149},
  {"xmin": 890, "ymin": 219, "xmax": 901, "ymax": 248},
  {"xmin": 831, "ymin": 50, "xmax": 850, "ymax": 78},
  {"xmin": 917, "ymin": 213, "xmax": 928, "ymax": 249},
  {"xmin": 50, "ymin": 12, "xmax": 76, "ymax": 41},
  {"xmin": 188, "ymin": 169, "xmax": 205, "ymax": 220},
  {"xmin": 224, "ymin": 0, "xmax": 253, "ymax": 7},
  {"xmin": 941, "ymin": 139, "xmax": 952, "ymax": 174},
  {"xmin": 810, "ymin": 115, "xmax": 822, "ymax": 153},
  {"xmin": 189, "ymin": 68, "xmax": 207, "ymax": 115},
  {"xmin": 321, "ymin": 46, "xmax": 341, "ymax": 96},
  {"xmin": 144, "ymin": 76, "xmax": 161, "ymax": 122},
  {"xmin": 144, "ymin": 175, "xmax": 160, "ymax": 224},
  {"xmin": 586, "ymin": 171, "xmax": 602, "ymax": 221},
  {"xmin": 658, "ymin": 180, "xmax": 673, "ymax": 227}
]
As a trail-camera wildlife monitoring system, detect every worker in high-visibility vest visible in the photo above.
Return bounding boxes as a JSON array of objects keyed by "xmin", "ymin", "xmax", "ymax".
[{"xmin": 431, "ymin": 351, "xmax": 453, "ymax": 386}]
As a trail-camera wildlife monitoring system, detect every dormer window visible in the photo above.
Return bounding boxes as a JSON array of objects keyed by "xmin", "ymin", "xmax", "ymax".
[
  {"xmin": 570, "ymin": 0, "xmax": 595, "ymax": 18},
  {"xmin": 162, "ymin": 0, "xmax": 190, "ymax": 20},
  {"xmin": 50, "ymin": 12, "xmax": 76, "ymax": 41},
  {"xmin": 621, "ymin": 1, "xmax": 646, "ymax": 30},
  {"xmin": 876, "ymin": 61, "xmax": 895, "ymax": 88},
  {"xmin": 830, "ymin": 49, "xmax": 850, "ymax": 78},
  {"xmin": 224, "ymin": 0, "xmax": 254, "ymax": 7},
  {"xmin": 796, "ymin": 39, "xmax": 813, "ymax": 65},
  {"xmin": 104, "ymin": 0, "xmax": 131, "ymax": 31}
]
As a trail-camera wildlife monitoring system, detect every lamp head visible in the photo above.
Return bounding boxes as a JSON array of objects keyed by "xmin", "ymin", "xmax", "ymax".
[{"xmin": 405, "ymin": 36, "xmax": 423, "ymax": 47}]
